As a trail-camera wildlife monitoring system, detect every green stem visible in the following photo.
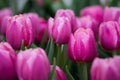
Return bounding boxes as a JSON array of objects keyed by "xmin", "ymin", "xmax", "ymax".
[
  {"xmin": 56, "ymin": 44, "xmax": 61, "ymax": 65},
  {"xmin": 9, "ymin": 0, "xmax": 18, "ymax": 14},
  {"xmin": 79, "ymin": 62, "xmax": 88, "ymax": 80},
  {"xmin": 113, "ymin": 50, "xmax": 117, "ymax": 56}
]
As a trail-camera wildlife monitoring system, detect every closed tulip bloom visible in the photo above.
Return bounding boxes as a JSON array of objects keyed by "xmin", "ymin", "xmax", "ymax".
[
  {"xmin": 1, "ymin": 16, "xmax": 10, "ymax": 36},
  {"xmin": 6, "ymin": 14, "xmax": 34, "ymax": 50},
  {"xmin": 68, "ymin": 28, "xmax": 98, "ymax": 62},
  {"xmin": 99, "ymin": 21, "xmax": 120, "ymax": 51},
  {"xmin": 103, "ymin": 7, "xmax": 120, "ymax": 22},
  {"xmin": 80, "ymin": 5, "xmax": 103, "ymax": 24},
  {"xmin": 51, "ymin": 65, "xmax": 67, "ymax": 80},
  {"xmin": 26, "ymin": 13, "xmax": 48, "ymax": 43},
  {"xmin": 48, "ymin": 17, "xmax": 71, "ymax": 44},
  {"xmin": 17, "ymin": 48, "xmax": 50, "ymax": 80},
  {"xmin": 0, "ymin": 8, "xmax": 12, "ymax": 26},
  {"xmin": 91, "ymin": 56, "xmax": 120, "ymax": 80},
  {"xmin": 76, "ymin": 16, "xmax": 99, "ymax": 37},
  {"xmin": 55, "ymin": 9, "xmax": 77, "ymax": 32},
  {"xmin": 0, "ymin": 42, "xmax": 17, "ymax": 80}
]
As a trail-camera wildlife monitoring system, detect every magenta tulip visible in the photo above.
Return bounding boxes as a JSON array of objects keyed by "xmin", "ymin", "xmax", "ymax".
[
  {"xmin": 1, "ymin": 16, "xmax": 10, "ymax": 36},
  {"xmin": 80, "ymin": 5, "xmax": 103, "ymax": 24},
  {"xmin": 55, "ymin": 9, "xmax": 77, "ymax": 32},
  {"xmin": 51, "ymin": 65, "xmax": 67, "ymax": 80},
  {"xmin": 48, "ymin": 17, "xmax": 71, "ymax": 44},
  {"xmin": 6, "ymin": 14, "xmax": 34, "ymax": 50},
  {"xmin": 91, "ymin": 56, "xmax": 120, "ymax": 80},
  {"xmin": 99, "ymin": 21, "xmax": 120, "ymax": 51},
  {"xmin": 103, "ymin": 7, "xmax": 120, "ymax": 22},
  {"xmin": 26, "ymin": 13, "xmax": 48, "ymax": 43},
  {"xmin": 0, "ymin": 42, "xmax": 17, "ymax": 80},
  {"xmin": 17, "ymin": 48, "xmax": 50, "ymax": 80},
  {"xmin": 0, "ymin": 8, "xmax": 12, "ymax": 26},
  {"xmin": 76, "ymin": 16, "xmax": 99, "ymax": 37},
  {"xmin": 68, "ymin": 28, "xmax": 98, "ymax": 62}
]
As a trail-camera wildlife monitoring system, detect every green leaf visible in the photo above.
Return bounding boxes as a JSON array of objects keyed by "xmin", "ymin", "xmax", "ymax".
[
  {"xmin": 30, "ymin": 43, "xmax": 37, "ymax": 48},
  {"xmin": 45, "ymin": 37, "xmax": 54, "ymax": 64},
  {"xmin": 65, "ymin": 65, "xmax": 75, "ymax": 80},
  {"xmin": 49, "ymin": 58, "xmax": 56, "ymax": 80}
]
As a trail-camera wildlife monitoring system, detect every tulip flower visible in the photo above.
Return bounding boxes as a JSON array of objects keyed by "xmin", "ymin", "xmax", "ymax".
[
  {"xmin": 91, "ymin": 56, "xmax": 120, "ymax": 80},
  {"xmin": 51, "ymin": 65, "xmax": 67, "ymax": 80},
  {"xmin": 0, "ymin": 42, "xmax": 17, "ymax": 80},
  {"xmin": 1, "ymin": 16, "xmax": 10, "ymax": 36},
  {"xmin": 17, "ymin": 48, "xmax": 50, "ymax": 80},
  {"xmin": 0, "ymin": 8, "xmax": 12, "ymax": 26},
  {"xmin": 26, "ymin": 13, "xmax": 48, "ymax": 44},
  {"xmin": 80, "ymin": 5, "xmax": 103, "ymax": 24},
  {"xmin": 99, "ymin": 21, "xmax": 120, "ymax": 51},
  {"xmin": 55, "ymin": 9, "xmax": 77, "ymax": 32},
  {"xmin": 6, "ymin": 14, "xmax": 34, "ymax": 50},
  {"xmin": 48, "ymin": 17, "xmax": 71, "ymax": 44},
  {"xmin": 68, "ymin": 28, "xmax": 98, "ymax": 62},
  {"xmin": 103, "ymin": 7, "xmax": 120, "ymax": 22},
  {"xmin": 76, "ymin": 16, "xmax": 99, "ymax": 37}
]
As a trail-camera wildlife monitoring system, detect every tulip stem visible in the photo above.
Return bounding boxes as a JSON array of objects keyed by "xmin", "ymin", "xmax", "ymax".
[
  {"xmin": 79, "ymin": 62, "xmax": 88, "ymax": 80},
  {"xmin": 113, "ymin": 51, "xmax": 117, "ymax": 56},
  {"xmin": 57, "ymin": 44, "xmax": 61, "ymax": 66}
]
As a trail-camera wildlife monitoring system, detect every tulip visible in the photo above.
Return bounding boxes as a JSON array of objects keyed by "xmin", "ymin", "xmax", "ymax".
[
  {"xmin": 48, "ymin": 17, "xmax": 71, "ymax": 44},
  {"xmin": 68, "ymin": 28, "xmax": 98, "ymax": 62},
  {"xmin": 6, "ymin": 14, "xmax": 34, "ymax": 50},
  {"xmin": 1, "ymin": 16, "xmax": 10, "ymax": 36},
  {"xmin": 103, "ymin": 7, "xmax": 120, "ymax": 22},
  {"xmin": 51, "ymin": 65, "xmax": 67, "ymax": 80},
  {"xmin": 91, "ymin": 56, "xmax": 120, "ymax": 80},
  {"xmin": 80, "ymin": 5, "xmax": 103, "ymax": 24},
  {"xmin": 26, "ymin": 13, "xmax": 48, "ymax": 44},
  {"xmin": 99, "ymin": 21, "xmax": 120, "ymax": 51},
  {"xmin": 55, "ymin": 9, "xmax": 77, "ymax": 32},
  {"xmin": 0, "ymin": 42, "xmax": 17, "ymax": 80},
  {"xmin": 0, "ymin": 8, "xmax": 12, "ymax": 26},
  {"xmin": 76, "ymin": 16, "xmax": 99, "ymax": 37},
  {"xmin": 17, "ymin": 48, "xmax": 50, "ymax": 80}
]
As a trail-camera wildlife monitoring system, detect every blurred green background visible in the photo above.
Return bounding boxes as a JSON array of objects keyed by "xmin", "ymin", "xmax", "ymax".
[{"xmin": 0, "ymin": 0, "xmax": 120, "ymax": 19}]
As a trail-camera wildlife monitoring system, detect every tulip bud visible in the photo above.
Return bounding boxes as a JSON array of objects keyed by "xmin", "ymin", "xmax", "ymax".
[
  {"xmin": 68, "ymin": 28, "xmax": 98, "ymax": 62},
  {"xmin": 48, "ymin": 17, "xmax": 71, "ymax": 44},
  {"xmin": 51, "ymin": 65, "xmax": 67, "ymax": 80},
  {"xmin": 103, "ymin": 7, "xmax": 120, "ymax": 22},
  {"xmin": 91, "ymin": 56, "xmax": 120, "ymax": 80},
  {"xmin": 99, "ymin": 21, "xmax": 120, "ymax": 51},
  {"xmin": 76, "ymin": 16, "xmax": 99, "ymax": 37},
  {"xmin": 55, "ymin": 9, "xmax": 77, "ymax": 32},
  {"xmin": 0, "ymin": 42, "xmax": 17, "ymax": 80},
  {"xmin": 80, "ymin": 5, "xmax": 103, "ymax": 24},
  {"xmin": 26, "ymin": 13, "xmax": 48, "ymax": 44},
  {"xmin": 6, "ymin": 14, "xmax": 34, "ymax": 50},
  {"xmin": 0, "ymin": 8, "xmax": 12, "ymax": 26},
  {"xmin": 17, "ymin": 48, "xmax": 50, "ymax": 80},
  {"xmin": 1, "ymin": 16, "xmax": 10, "ymax": 36}
]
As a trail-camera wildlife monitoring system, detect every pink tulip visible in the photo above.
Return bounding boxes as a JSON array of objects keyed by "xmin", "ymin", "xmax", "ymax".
[
  {"xmin": 0, "ymin": 8, "xmax": 12, "ymax": 26},
  {"xmin": 26, "ymin": 13, "xmax": 48, "ymax": 43},
  {"xmin": 0, "ymin": 42, "xmax": 17, "ymax": 80},
  {"xmin": 55, "ymin": 9, "xmax": 77, "ymax": 32},
  {"xmin": 76, "ymin": 16, "xmax": 99, "ymax": 37},
  {"xmin": 80, "ymin": 5, "xmax": 103, "ymax": 24},
  {"xmin": 1, "ymin": 16, "xmax": 11, "ymax": 36},
  {"xmin": 51, "ymin": 65, "xmax": 67, "ymax": 80},
  {"xmin": 48, "ymin": 17, "xmax": 71, "ymax": 44},
  {"xmin": 99, "ymin": 21, "xmax": 120, "ymax": 51},
  {"xmin": 17, "ymin": 48, "xmax": 50, "ymax": 80},
  {"xmin": 6, "ymin": 14, "xmax": 34, "ymax": 50},
  {"xmin": 68, "ymin": 28, "xmax": 98, "ymax": 62},
  {"xmin": 91, "ymin": 56, "xmax": 120, "ymax": 80},
  {"xmin": 103, "ymin": 7, "xmax": 120, "ymax": 22}
]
